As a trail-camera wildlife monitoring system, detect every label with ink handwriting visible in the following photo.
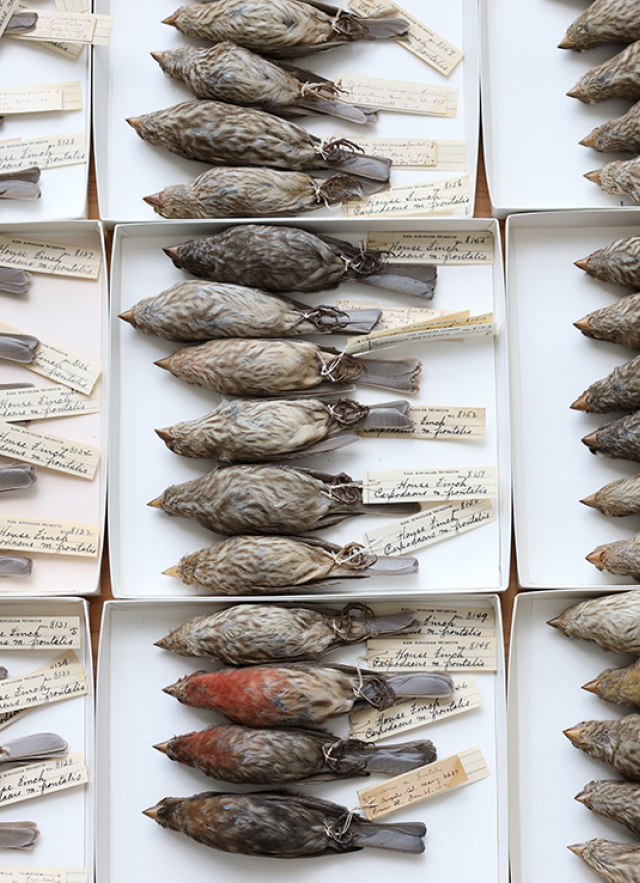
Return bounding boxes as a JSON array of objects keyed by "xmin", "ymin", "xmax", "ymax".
[
  {"xmin": 343, "ymin": 176, "xmax": 472, "ymax": 219},
  {"xmin": 388, "ymin": 605, "xmax": 496, "ymax": 638},
  {"xmin": 0, "ymin": 750, "xmax": 87, "ymax": 808},
  {"xmin": 0, "ymin": 421, "xmax": 99, "ymax": 480},
  {"xmin": 0, "ymin": 651, "xmax": 86, "ymax": 715},
  {"xmin": 0, "ymin": 385, "xmax": 100, "ymax": 422},
  {"xmin": 366, "ymin": 635, "xmax": 499, "ymax": 672},
  {"xmin": 0, "ymin": 236, "xmax": 100, "ymax": 278},
  {"xmin": 0, "ymin": 82, "xmax": 81, "ymax": 115},
  {"xmin": 0, "ymin": 0, "xmax": 19, "ymax": 39},
  {"xmin": 358, "ymin": 746, "xmax": 489, "ymax": 820},
  {"xmin": 0, "ymin": 654, "xmax": 82, "ymax": 732},
  {"xmin": 0, "ymin": 869, "xmax": 88, "ymax": 883},
  {"xmin": 335, "ymin": 73, "xmax": 456, "ymax": 116},
  {"xmin": 349, "ymin": 677, "xmax": 481, "ymax": 742},
  {"xmin": 0, "ymin": 617, "xmax": 81, "ymax": 650},
  {"xmin": 336, "ymin": 301, "xmax": 466, "ymax": 331},
  {"xmin": 367, "ymin": 230, "xmax": 495, "ymax": 264},
  {"xmin": 0, "ymin": 516, "xmax": 99, "ymax": 557},
  {"xmin": 0, "ymin": 133, "xmax": 87, "ymax": 174},
  {"xmin": 14, "ymin": 10, "xmax": 113, "ymax": 45},
  {"xmin": 345, "ymin": 313, "xmax": 495, "ymax": 354},
  {"xmin": 362, "ymin": 466, "xmax": 498, "ymax": 504},
  {"xmin": 358, "ymin": 405, "xmax": 486, "ymax": 440},
  {"xmin": 363, "ymin": 499, "xmax": 496, "ymax": 556},
  {"xmin": 331, "ymin": 132, "xmax": 435, "ymax": 167}
]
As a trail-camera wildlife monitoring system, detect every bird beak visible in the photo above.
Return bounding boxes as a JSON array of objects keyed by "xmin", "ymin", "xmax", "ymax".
[
  {"xmin": 150, "ymin": 51, "xmax": 165, "ymax": 63},
  {"xmin": 144, "ymin": 193, "xmax": 165, "ymax": 209},
  {"xmin": 154, "ymin": 635, "xmax": 171, "ymax": 650},
  {"xmin": 574, "ymin": 791, "xmax": 591, "ymax": 806},
  {"xmin": 546, "ymin": 615, "xmax": 563, "ymax": 629},
  {"xmin": 155, "ymin": 427, "xmax": 174, "ymax": 442},
  {"xmin": 568, "ymin": 843, "xmax": 587, "ymax": 858},
  {"xmin": 580, "ymin": 493, "xmax": 599, "ymax": 510},
  {"xmin": 162, "ymin": 681, "xmax": 182, "ymax": 699},
  {"xmin": 126, "ymin": 117, "xmax": 142, "ymax": 132},
  {"xmin": 142, "ymin": 804, "xmax": 162, "ymax": 821},
  {"xmin": 584, "ymin": 169, "xmax": 602, "ymax": 185},
  {"xmin": 579, "ymin": 131, "xmax": 597, "ymax": 149},
  {"xmin": 566, "ymin": 86, "xmax": 582, "ymax": 99},
  {"xmin": 558, "ymin": 35, "xmax": 575, "ymax": 49},
  {"xmin": 570, "ymin": 393, "xmax": 590, "ymax": 411},
  {"xmin": 154, "ymin": 357, "xmax": 172, "ymax": 371},
  {"xmin": 147, "ymin": 496, "xmax": 164, "ymax": 509},
  {"xmin": 581, "ymin": 430, "xmax": 600, "ymax": 451},
  {"xmin": 163, "ymin": 246, "xmax": 181, "ymax": 261},
  {"xmin": 119, "ymin": 309, "xmax": 135, "ymax": 325},
  {"xmin": 162, "ymin": 565, "xmax": 181, "ymax": 579},
  {"xmin": 153, "ymin": 740, "xmax": 171, "ymax": 756},
  {"xmin": 574, "ymin": 257, "xmax": 591, "ymax": 272},
  {"xmin": 162, "ymin": 14, "xmax": 178, "ymax": 26},
  {"xmin": 563, "ymin": 725, "xmax": 585, "ymax": 744},
  {"xmin": 581, "ymin": 677, "xmax": 601, "ymax": 694},
  {"xmin": 586, "ymin": 549, "xmax": 606, "ymax": 567},
  {"xmin": 573, "ymin": 316, "xmax": 592, "ymax": 332}
]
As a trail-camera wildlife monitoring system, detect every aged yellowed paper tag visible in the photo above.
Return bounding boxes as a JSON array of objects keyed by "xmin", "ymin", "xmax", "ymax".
[
  {"xmin": 0, "ymin": 651, "xmax": 87, "ymax": 715},
  {"xmin": 0, "ymin": 617, "xmax": 81, "ymax": 650},
  {"xmin": 359, "ymin": 405, "xmax": 486, "ymax": 440},
  {"xmin": 0, "ymin": 82, "xmax": 81, "ymax": 115},
  {"xmin": 335, "ymin": 301, "xmax": 466, "ymax": 331},
  {"xmin": 335, "ymin": 73, "xmax": 456, "ymax": 116},
  {"xmin": 55, "ymin": 0, "xmax": 89, "ymax": 10},
  {"xmin": 0, "ymin": 516, "xmax": 99, "ymax": 556},
  {"xmin": 367, "ymin": 635, "xmax": 499, "ymax": 672},
  {"xmin": 0, "ymin": 236, "xmax": 100, "ymax": 279},
  {"xmin": 349, "ymin": 677, "xmax": 481, "ymax": 741},
  {"xmin": 0, "ymin": 422, "xmax": 99, "ymax": 479},
  {"xmin": 0, "ymin": 0, "xmax": 19, "ymax": 39},
  {"xmin": 358, "ymin": 746, "xmax": 489, "ymax": 819},
  {"xmin": 0, "ymin": 384, "xmax": 101, "ymax": 421},
  {"xmin": 0, "ymin": 871, "xmax": 88, "ymax": 883},
  {"xmin": 0, "ymin": 654, "xmax": 83, "ymax": 732},
  {"xmin": 0, "ymin": 751, "xmax": 87, "ymax": 808},
  {"xmin": 368, "ymin": 230, "xmax": 495, "ymax": 264},
  {"xmin": 363, "ymin": 499, "xmax": 496, "ymax": 555},
  {"xmin": 399, "ymin": 605, "xmax": 495, "ymax": 637},
  {"xmin": 345, "ymin": 313, "xmax": 495, "ymax": 353},
  {"xmin": 362, "ymin": 466, "xmax": 498, "ymax": 504},
  {"xmin": 0, "ymin": 133, "xmax": 87, "ymax": 173},
  {"xmin": 334, "ymin": 136, "xmax": 466, "ymax": 170},
  {"xmin": 15, "ymin": 11, "xmax": 90, "ymax": 41},
  {"xmin": 344, "ymin": 176, "xmax": 472, "ymax": 218}
]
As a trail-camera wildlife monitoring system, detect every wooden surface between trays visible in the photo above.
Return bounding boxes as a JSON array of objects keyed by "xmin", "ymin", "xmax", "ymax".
[{"xmin": 86, "ymin": 139, "xmax": 519, "ymax": 672}]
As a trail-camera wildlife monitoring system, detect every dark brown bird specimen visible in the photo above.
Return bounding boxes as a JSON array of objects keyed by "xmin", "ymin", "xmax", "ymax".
[
  {"xmin": 143, "ymin": 166, "xmax": 386, "ymax": 219},
  {"xmin": 149, "ymin": 463, "xmax": 419, "ymax": 534},
  {"xmin": 575, "ymin": 293, "xmax": 640, "ymax": 349},
  {"xmin": 151, "ymin": 43, "xmax": 374, "ymax": 124},
  {"xmin": 0, "ymin": 556, "xmax": 31, "ymax": 578},
  {"xmin": 568, "ymin": 41, "xmax": 640, "ymax": 104},
  {"xmin": 0, "ymin": 333, "xmax": 39, "ymax": 363},
  {"xmin": 582, "ymin": 474, "xmax": 640, "ymax": 517},
  {"xmin": 164, "ymin": 224, "xmax": 438, "ymax": 299},
  {"xmin": 154, "ymin": 396, "xmax": 412, "ymax": 461},
  {"xmin": 571, "ymin": 355, "xmax": 640, "ymax": 412},
  {"xmin": 583, "ymin": 658, "xmax": 640, "ymax": 708},
  {"xmin": 118, "ymin": 281, "xmax": 381, "ymax": 341},
  {"xmin": 154, "ymin": 724, "xmax": 436, "ymax": 784},
  {"xmin": 576, "ymin": 780, "xmax": 640, "ymax": 836},
  {"xmin": 0, "ymin": 463, "xmax": 36, "ymax": 493},
  {"xmin": 156, "ymin": 603, "xmax": 419, "ymax": 663},
  {"xmin": 144, "ymin": 791, "xmax": 426, "ymax": 857},
  {"xmin": 162, "ymin": 535, "xmax": 418, "ymax": 594},
  {"xmin": 576, "ymin": 236, "xmax": 640, "ymax": 289},
  {"xmin": 559, "ymin": 0, "xmax": 640, "ymax": 51},
  {"xmin": 581, "ymin": 101, "xmax": 640, "ymax": 153},
  {"xmin": 0, "ymin": 268, "xmax": 31, "ymax": 295},
  {"xmin": 164, "ymin": 662, "xmax": 453, "ymax": 727},
  {"xmin": 564, "ymin": 715, "xmax": 640, "ymax": 779},
  {"xmin": 568, "ymin": 838, "xmax": 640, "ymax": 883},
  {"xmin": 127, "ymin": 101, "xmax": 391, "ymax": 179},
  {"xmin": 585, "ymin": 156, "xmax": 640, "ymax": 204},
  {"xmin": 0, "ymin": 821, "xmax": 39, "ymax": 849},
  {"xmin": 155, "ymin": 338, "xmax": 421, "ymax": 395},
  {"xmin": 582, "ymin": 411, "xmax": 640, "ymax": 463},
  {"xmin": 0, "ymin": 168, "xmax": 40, "ymax": 201},
  {"xmin": 586, "ymin": 533, "xmax": 640, "ymax": 577},
  {"xmin": 548, "ymin": 589, "xmax": 640, "ymax": 653},
  {"xmin": 162, "ymin": 0, "xmax": 409, "ymax": 58}
]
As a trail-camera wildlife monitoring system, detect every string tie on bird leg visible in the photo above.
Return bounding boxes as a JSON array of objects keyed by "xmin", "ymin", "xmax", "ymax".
[
  {"xmin": 319, "ymin": 350, "xmax": 363, "ymax": 383},
  {"xmin": 348, "ymin": 241, "xmax": 390, "ymax": 277},
  {"xmin": 326, "ymin": 397, "xmax": 369, "ymax": 426},
  {"xmin": 331, "ymin": 602, "xmax": 375, "ymax": 642},
  {"xmin": 332, "ymin": 541, "xmax": 377, "ymax": 570},
  {"xmin": 318, "ymin": 137, "xmax": 364, "ymax": 164},
  {"xmin": 322, "ymin": 738, "xmax": 368, "ymax": 774},
  {"xmin": 327, "ymin": 472, "xmax": 361, "ymax": 504},
  {"xmin": 324, "ymin": 808, "xmax": 361, "ymax": 846},
  {"xmin": 295, "ymin": 305, "xmax": 350, "ymax": 331}
]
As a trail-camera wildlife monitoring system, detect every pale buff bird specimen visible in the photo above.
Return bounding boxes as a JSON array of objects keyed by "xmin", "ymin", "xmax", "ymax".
[
  {"xmin": 582, "ymin": 411, "xmax": 640, "ymax": 463},
  {"xmin": 585, "ymin": 156, "xmax": 640, "ymax": 204},
  {"xmin": 143, "ymin": 167, "xmax": 387, "ymax": 219},
  {"xmin": 155, "ymin": 338, "xmax": 421, "ymax": 395},
  {"xmin": 151, "ymin": 43, "xmax": 375, "ymax": 124},
  {"xmin": 162, "ymin": 536, "xmax": 418, "ymax": 594},
  {"xmin": 576, "ymin": 781, "xmax": 640, "ymax": 836},
  {"xmin": 155, "ymin": 396, "xmax": 412, "ymax": 461},
  {"xmin": 568, "ymin": 41, "xmax": 640, "ymax": 104},
  {"xmin": 149, "ymin": 463, "xmax": 420, "ymax": 534},
  {"xmin": 576, "ymin": 237, "xmax": 640, "ymax": 289},
  {"xmin": 127, "ymin": 101, "xmax": 391, "ymax": 180},
  {"xmin": 575, "ymin": 293, "xmax": 640, "ymax": 349},
  {"xmin": 586, "ymin": 533, "xmax": 640, "ymax": 578},
  {"xmin": 583, "ymin": 658, "xmax": 640, "ymax": 708},
  {"xmin": 564, "ymin": 715, "xmax": 640, "ymax": 779},
  {"xmin": 559, "ymin": 0, "xmax": 640, "ymax": 50},
  {"xmin": 162, "ymin": 0, "xmax": 409, "ymax": 58},
  {"xmin": 568, "ymin": 839, "xmax": 640, "ymax": 883},
  {"xmin": 548, "ymin": 590, "xmax": 640, "ymax": 652},
  {"xmin": 582, "ymin": 102, "xmax": 640, "ymax": 153},
  {"xmin": 582, "ymin": 474, "xmax": 640, "ymax": 517},
  {"xmin": 571, "ymin": 355, "xmax": 640, "ymax": 412},
  {"xmin": 119, "ymin": 281, "xmax": 381, "ymax": 340}
]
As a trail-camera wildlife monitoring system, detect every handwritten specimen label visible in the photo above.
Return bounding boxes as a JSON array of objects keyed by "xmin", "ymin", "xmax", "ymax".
[
  {"xmin": 0, "ymin": 654, "xmax": 83, "ymax": 732},
  {"xmin": 345, "ymin": 314, "xmax": 495, "ymax": 353},
  {"xmin": 0, "ymin": 651, "xmax": 86, "ymax": 715},
  {"xmin": 363, "ymin": 466, "xmax": 498, "ymax": 504},
  {"xmin": 358, "ymin": 746, "xmax": 489, "ymax": 820},
  {"xmin": 16, "ymin": 11, "xmax": 92, "ymax": 42},
  {"xmin": 0, "ymin": 421, "xmax": 99, "ymax": 479},
  {"xmin": 0, "ymin": 0, "xmax": 19, "ymax": 39},
  {"xmin": 336, "ymin": 301, "xmax": 466, "ymax": 330},
  {"xmin": 350, "ymin": 677, "xmax": 481, "ymax": 741},
  {"xmin": 367, "ymin": 636, "xmax": 499, "ymax": 672},
  {"xmin": 403, "ymin": 605, "xmax": 495, "ymax": 638},
  {"xmin": 0, "ymin": 870, "xmax": 88, "ymax": 883},
  {"xmin": 55, "ymin": 0, "xmax": 89, "ymax": 10},
  {"xmin": 336, "ymin": 73, "xmax": 456, "ymax": 116},
  {"xmin": 0, "ymin": 385, "xmax": 100, "ymax": 421},
  {"xmin": 0, "ymin": 82, "xmax": 81, "ymax": 115},
  {"xmin": 368, "ymin": 230, "xmax": 495, "ymax": 264},
  {"xmin": 0, "ymin": 133, "xmax": 87, "ymax": 173},
  {"xmin": 0, "ymin": 516, "xmax": 99, "ymax": 557},
  {"xmin": 0, "ymin": 236, "xmax": 101, "ymax": 279},
  {"xmin": 333, "ymin": 132, "xmax": 436, "ymax": 167},
  {"xmin": 360, "ymin": 405, "xmax": 486, "ymax": 440},
  {"xmin": 0, "ymin": 617, "xmax": 81, "ymax": 650},
  {"xmin": 363, "ymin": 499, "xmax": 496, "ymax": 556},
  {"xmin": 344, "ymin": 176, "xmax": 472, "ymax": 218},
  {"xmin": 0, "ymin": 751, "xmax": 87, "ymax": 808}
]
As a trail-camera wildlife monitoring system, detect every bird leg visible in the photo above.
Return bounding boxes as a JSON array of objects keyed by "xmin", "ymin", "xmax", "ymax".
[{"xmin": 328, "ymin": 472, "xmax": 361, "ymax": 504}]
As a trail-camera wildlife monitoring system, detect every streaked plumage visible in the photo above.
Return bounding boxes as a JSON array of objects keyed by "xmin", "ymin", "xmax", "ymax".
[
  {"xmin": 0, "ymin": 557, "xmax": 31, "ymax": 578},
  {"xmin": 569, "ymin": 838, "xmax": 640, "ymax": 883},
  {"xmin": 564, "ymin": 715, "xmax": 640, "ymax": 779},
  {"xmin": 586, "ymin": 532, "xmax": 640, "ymax": 578},
  {"xmin": 568, "ymin": 41, "xmax": 640, "ymax": 103},
  {"xmin": 583, "ymin": 657, "xmax": 640, "ymax": 708},
  {"xmin": 582, "ymin": 411, "xmax": 640, "ymax": 463},
  {"xmin": 559, "ymin": 0, "xmax": 640, "ymax": 50},
  {"xmin": 581, "ymin": 101, "xmax": 640, "ymax": 153},
  {"xmin": 582, "ymin": 474, "xmax": 640, "ymax": 517},
  {"xmin": 575, "ymin": 293, "xmax": 640, "ymax": 349},
  {"xmin": 548, "ymin": 590, "xmax": 640, "ymax": 653},
  {"xmin": 576, "ymin": 780, "xmax": 640, "ymax": 836},
  {"xmin": 585, "ymin": 156, "xmax": 640, "ymax": 204},
  {"xmin": 575, "ymin": 236, "xmax": 640, "ymax": 289},
  {"xmin": 571, "ymin": 355, "xmax": 640, "ymax": 412}
]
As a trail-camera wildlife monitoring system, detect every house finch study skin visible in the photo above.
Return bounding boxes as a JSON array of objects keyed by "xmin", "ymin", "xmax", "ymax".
[
  {"xmin": 154, "ymin": 723, "xmax": 437, "ymax": 784},
  {"xmin": 548, "ymin": 590, "xmax": 640, "ymax": 653},
  {"xmin": 571, "ymin": 354, "xmax": 640, "ymax": 412},
  {"xmin": 568, "ymin": 41, "xmax": 640, "ymax": 104},
  {"xmin": 582, "ymin": 474, "xmax": 640, "ymax": 517},
  {"xmin": 163, "ymin": 662, "xmax": 454, "ymax": 727},
  {"xmin": 143, "ymin": 791, "xmax": 426, "ymax": 857},
  {"xmin": 586, "ymin": 532, "xmax": 640, "ymax": 578},
  {"xmin": 575, "ymin": 293, "xmax": 640, "ymax": 350},
  {"xmin": 564, "ymin": 715, "xmax": 640, "ymax": 780},
  {"xmin": 576, "ymin": 780, "xmax": 640, "ymax": 836},
  {"xmin": 585, "ymin": 156, "xmax": 640, "ymax": 205},
  {"xmin": 581, "ymin": 101, "xmax": 640, "ymax": 154},
  {"xmin": 582, "ymin": 411, "xmax": 640, "ymax": 463},
  {"xmin": 559, "ymin": 0, "xmax": 640, "ymax": 50},
  {"xmin": 583, "ymin": 657, "xmax": 640, "ymax": 708},
  {"xmin": 576, "ymin": 235, "xmax": 640, "ymax": 289},
  {"xmin": 568, "ymin": 838, "xmax": 640, "ymax": 883}
]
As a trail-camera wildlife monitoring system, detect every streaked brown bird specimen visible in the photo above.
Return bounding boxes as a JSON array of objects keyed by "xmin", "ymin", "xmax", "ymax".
[
  {"xmin": 156, "ymin": 603, "xmax": 419, "ymax": 663},
  {"xmin": 127, "ymin": 101, "xmax": 391, "ymax": 179},
  {"xmin": 0, "ymin": 463, "xmax": 36, "ymax": 493},
  {"xmin": 0, "ymin": 333, "xmax": 39, "ymax": 363},
  {"xmin": 571, "ymin": 355, "xmax": 640, "ymax": 412},
  {"xmin": 586, "ymin": 532, "xmax": 640, "ymax": 578},
  {"xmin": 151, "ymin": 43, "xmax": 374, "ymax": 124},
  {"xmin": 564, "ymin": 715, "xmax": 640, "ymax": 779},
  {"xmin": 0, "ymin": 821, "xmax": 39, "ymax": 849},
  {"xmin": 144, "ymin": 791, "xmax": 426, "ymax": 857},
  {"xmin": 582, "ymin": 411, "xmax": 640, "ymax": 463},
  {"xmin": 154, "ymin": 724, "xmax": 436, "ymax": 784},
  {"xmin": 559, "ymin": 0, "xmax": 640, "ymax": 51},
  {"xmin": 585, "ymin": 156, "xmax": 640, "ymax": 204},
  {"xmin": 0, "ymin": 556, "xmax": 31, "ymax": 578},
  {"xmin": 548, "ymin": 589, "xmax": 640, "ymax": 653},
  {"xmin": 164, "ymin": 224, "xmax": 438, "ymax": 299},
  {"xmin": 583, "ymin": 658, "xmax": 640, "ymax": 708},
  {"xmin": 568, "ymin": 838, "xmax": 640, "ymax": 883},
  {"xmin": 149, "ymin": 463, "xmax": 420, "ymax": 534},
  {"xmin": 155, "ymin": 338, "xmax": 421, "ymax": 395},
  {"xmin": 118, "ymin": 281, "xmax": 381, "ymax": 341},
  {"xmin": 162, "ymin": 535, "xmax": 418, "ymax": 594},
  {"xmin": 575, "ymin": 293, "xmax": 640, "ymax": 349},
  {"xmin": 163, "ymin": 662, "xmax": 454, "ymax": 727},
  {"xmin": 576, "ymin": 780, "xmax": 640, "ymax": 836},
  {"xmin": 576, "ymin": 236, "xmax": 640, "ymax": 289},
  {"xmin": 162, "ymin": 0, "xmax": 409, "ymax": 58},
  {"xmin": 154, "ymin": 396, "xmax": 412, "ymax": 461},
  {"xmin": 143, "ymin": 166, "xmax": 386, "ymax": 219},
  {"xmin": 581, "ymin": 101, "xmax": 640, "ymax": 153},
  {"xmin": 582, "ymin": 474, "xmax": 640, "ymax": 517},
  {"xmin": 568, "ymin": 41, "xmax": 640, "ymax": 104}
]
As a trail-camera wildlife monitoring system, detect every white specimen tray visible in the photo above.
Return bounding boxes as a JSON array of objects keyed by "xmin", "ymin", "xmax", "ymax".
[
  {"xmin": 508, "ymin": 209, "xmax": 640, "ymax": 590},
  {"xmin": 0, "ymin": 598, "xmax": 94, "ymax": 878},
  {"xmin": 96, "ymin": 593, "xmax": 507, "ymax": 883},
  {"xmin": 93, "ymin": 0, "xmax": 479, "ymax": 223},
  {"xmin": 0, "ymin": 221, "xmax": 108, "ymax": 596},
  {"xmin": 481, "ymin": 0, "xmax": 640, "ymax": 217},
  {"xmin": 0, "ymin": 0, "xmax": 93, "ymax": 220},
  {"xmin": 109, "ymin": 217, "xmax": 510, "ymax": 598},
  {"xmin": 509, "ymin": 589, "xmax": 638, "ymax": 883}
]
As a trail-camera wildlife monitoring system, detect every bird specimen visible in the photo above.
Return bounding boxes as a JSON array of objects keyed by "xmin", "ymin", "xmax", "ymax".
[
  {"xmin": 559, "ymin": 0, "xmax": 640, "ymax": 50},
  {"xmin": 568, "ymin": 40, "xmax": 640, "ymax": 104},
  {"xmin": 564, "ymin": 715, "xmax": 640, "ymax": 779},
  {"xmin": 571, "ymin": 355, "xmax": 640, "ymax": 412},
  {"xmin": 575, "ymin": 236, "xmax": 640, "ymax": 289},
  {"xmin": 576, "ymin": 780, "xmax": 640, "ymax": 836},
  {"xmin": 581, "ymin": 474, "xmax": 640, "ymax": 517},
  {"xmin": 583, "ymin": 658, "xmax": 640, "ymax": 708},
  {"xmin": 568, "ymin": 838, "xmax": 640, "ymax": 883},
  {"xmin": 585, "ymin": 156, "xmax": 640, "ymax": 204},
  {"xmin": 548, "ymin": 590, "xmax": 640, "ymax": 653},
  {"xmin": 575, "ymin": 293, "xmax": 640, "ymax": 349},
  {"xmin": 586, "ymin": 533, "xmax": 640, "ymax": 577},
  {"xmin": 582, "ymin": 411, "xmax": 640, "ymax": 463},
  {"xmin": 581, "ymin": 101, "xmax": 640, "ymax": 153}
]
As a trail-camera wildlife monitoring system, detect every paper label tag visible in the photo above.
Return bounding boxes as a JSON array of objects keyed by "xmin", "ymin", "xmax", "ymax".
[
  {"xmin": 336, "ymin": 301, "xmax": 466, "ymax": 331},
  {"xmin": 363, "ymin": 499, "xmax": 496, "ymax": 556},
  {"xmin": 343, "ymin": 176, "xmax": 472, "ymax": 218},
  {"xmin": 0, "ymin": 237, "xmax": 101, "ymax": 279},
  {"xmin": 0, "ymin": 82, "xmax": 81, "ymax": 115},
  {"xmin": 367, "ymin": 636, "xmax": 499, "ymax": 672},
  {"xmin": 398, "ymin": 605, "xmax": 495, "ymax": 638},
  {"xmin": 359, "ymin": 405, "xmax": 486, "ymax": 440},
  {"xmin": 0, "ymin": 651, "xmax": 86, "ymax": 715},
  {"xmin": 336, "ymin": 72, "xmax": 456, "ymax": 116},
  {"xmin": 0, "ymin": 654, "xmax": 82, "ymax": 732},
  {"xmin": 55, "ymin": 0, "xmax": 89, "ymax": 10},
  {"xmin": 333, "ymin": 132, "xmax": 436, "ymax": 167},
  {"xmin": 0, "ymin": 617, "xmax": 81, "ymax": 650},
  {"xmin": 0, "ymin": 384, "xmax": 101, "ymax": 421},
  {"xmin": 0, "ymin": 421, "xmax": 99, "ymax": 479},
  {"xmin": 0, "ymin": 751, "xmax": 87, "ymax": 808},
  {"xmin": 362, "ymin": 466, "xmax": 498, "ymax": 504},
  {"xmin": 345, "ymin": 315, "xmax": 495, "ymax": 353},
  {"xmin": 0, "ymin": 0, "xmax": 19, "ymax": 39},
  {"xmin": 349, "ymin": 677, "xmax": 481, "ymax": 741},
  {"xmin": 358, "ymin": 746, "xmax": 488, "ymax": 820},
  {"xmin": 368, "ymin": 230, "xmax": 495, "ymax": 264},
  {"xmin": 15, "ymin": 11, "xmax": 94, "ymax": 42},
  {"xmin": 0, "ymin": 515, "xmax": 99, "ymax": 557},
  {"xmin": 0, "ymin": 870, "xmax": 88, "ymax": 883},
  {"xmin": 0, "ymin": 133, "xmax": 87, "ymax": 174}
]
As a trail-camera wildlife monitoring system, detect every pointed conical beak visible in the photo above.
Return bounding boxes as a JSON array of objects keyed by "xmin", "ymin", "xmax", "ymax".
[
  {"xmin": 574, "ymin": 257, "xmax": 590, "ymax": 272},
  {"xmin": 584, "ymin": 169, "xmax": 602, "ymax": 185},
  {"xmin": 570, "ymin": 393, "xmax": 590, "ymax": 411},
  {"xmin": 573, "ymin": 316, "xmax": 592, "ymax": 333},
  {"xmin": 558, "ymin": 35, "xmax": 575, "ymax": 49},
  {"xmin": 150, "ymin": 51, "xmax": 166, "ymax": 63},
  {"xmin": 580, "ymin": 493, "xmax": 599, "ymax": 510},
  {"xmin": 153, "ymin": 740, "xmax": 171, "ymax": 756},
  {"xmin": 580, "ymin": 131, "xmax": 597, "ymax": 149},
  {"xmin": 154, "ymin": 357, "xmax": 172, "ymax": 371},
  {"xmin": 162, "ymin": 565, "xmax": 181, "ymax": 579},
  {"xmin": 126, "ymin": 116, "xmax": 142, "ymax": 132},
  {"xmin": 574, "ymin": 791, "xmax": 591, "ymax": 805},
  {"xmin": 162, "ymin": 13, "xmax": 178, "ymax": 26},
  {"xmin": 563, "ymin": 725, "xmax": 585, "ymax": 744},
  {"xmin": 581, "ymin": 430, "xmax": 600, "ymax": 450},
  {"xmin": 163, "ymin": 246, "xmax": 181, "ymax": 261},
  {"xmin": 147, "ymin": 496, "xmax": 164, "ymax": 509},
  {"xmin": 162, "ymin": 682, "xmax": 181, "ymax": 698},
  {"xmin": 568, "ymin": 843, "xmax": 587, "ymax": 858},
  {"xmin": 581, "ymin": 676, "xmax": 601, "ymax": 694},
  {"xmin": 143, "ymin": 804, "xmax": 162, "ymax": 821},
  {"xmin": 119, "ymin": 309, "xmax": 135, "ymax": 324},
  {"xmin": 586, "ymin": 549, "xmax": 605, "ymax": 567},
  {"xmin": 155, "ymin": 427, "xmax": 174, "ymax": 442},
  {"xmin": 566, "ymin": 85, "xmax": 584, "ymax": 99},
  {"xmin": 153, "ymin": 635, "xmax": 171, "ymax": 649},
  {"xmin": 143, "ymin": 193, "xmax": 165, "ymax": 209},
  {"xmin": 547, "ymin": 615, "xmax": 564, "ymax": 629}
]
